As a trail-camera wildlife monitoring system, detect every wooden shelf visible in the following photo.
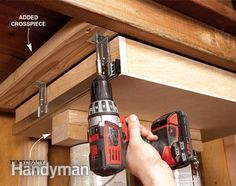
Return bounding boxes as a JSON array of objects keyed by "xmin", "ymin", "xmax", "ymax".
[{"xmin": 13, "ymin": 36, "xmax": 236, "ymax": 142}]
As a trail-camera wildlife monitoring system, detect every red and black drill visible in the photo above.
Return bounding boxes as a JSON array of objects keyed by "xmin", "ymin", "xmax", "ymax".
[{"xmin": 88, "ymin": 34, "xmax": 194, "ymax": 176}]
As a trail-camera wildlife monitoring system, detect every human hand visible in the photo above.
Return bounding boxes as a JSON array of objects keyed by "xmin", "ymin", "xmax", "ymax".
[{"xmin": 126, "ymin": 114, "xmax": 176, "ymax": 186}]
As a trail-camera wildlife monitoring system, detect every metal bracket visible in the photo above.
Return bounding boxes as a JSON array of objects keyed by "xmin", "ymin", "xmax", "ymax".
[
  {"xmin": 34, "ymin": 81, "xmax": 48, "ymax": 118},
  {"xmin": 94, "ymin": 33, "xmax": 120, "ymax": 79},
  {"xmin": 108, "ymin": 59, "xmax": 121, "ymax": 79}
]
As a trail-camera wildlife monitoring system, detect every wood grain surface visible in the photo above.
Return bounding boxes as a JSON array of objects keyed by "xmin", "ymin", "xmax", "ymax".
[
  {"xmin": 35, "ymin": 0, "xmax": 236, "ymax": 72},
  {"xmin": 0, "ymin": 19, "xmax": 115, "ymax": 110},
  {"xmin": 14, "ymin": 37, "xmax": 236, "ymax": 141}
]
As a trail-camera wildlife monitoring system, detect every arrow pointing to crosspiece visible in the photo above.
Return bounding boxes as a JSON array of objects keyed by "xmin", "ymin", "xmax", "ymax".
[
  {"xmin": 42, "ymin": 134, "xmax": 50, "ymax": 139},
  {"xmin": 27, "ymin": 28, "xmax": 32, "ymax": 52},
  {"xmin": 29, "ymin": 133, "xmax": 50, "ymax": 159},
  {"xmin": 27, "ymin": 43, "xmax": 32, "ymax": 52}
]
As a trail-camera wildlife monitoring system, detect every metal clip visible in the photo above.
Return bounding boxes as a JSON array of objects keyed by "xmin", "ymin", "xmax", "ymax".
[
  {"xmin": 34, "ymin": 81, "xmax": 48, "ymax": 118},
  {"xmin": 95, "ymin": 33, "xmax": 110, "ymax": 77},
  {"xmin": 94, "ymin": 33, "xmax": 120, "ymax": 79},
  {"xmin": 108, "ymin": 59, "xmax": 121, "ymax": 79}
]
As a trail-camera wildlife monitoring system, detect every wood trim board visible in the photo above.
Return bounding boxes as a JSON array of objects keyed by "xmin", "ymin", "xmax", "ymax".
[
  {"xmin": 13, "ymin": 36, "xmax": 236, "ymax": 142},
  {"xmin": 155, "ymin": 0, "xmax": 236, "ymax": 36},
  {"xmin": 35, "ymin": 0, "xmax": 236, "ymax": 72}
]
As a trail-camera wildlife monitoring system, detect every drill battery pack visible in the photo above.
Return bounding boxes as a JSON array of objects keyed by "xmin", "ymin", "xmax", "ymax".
[{"xmin": 150, "ymin": 111, "xmax": 193, "ymax": 169}]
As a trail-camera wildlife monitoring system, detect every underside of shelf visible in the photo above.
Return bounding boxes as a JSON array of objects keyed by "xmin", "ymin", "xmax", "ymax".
[{"xmin": 13, "ymin": 36, "xmax": 236, "ymax": 142}]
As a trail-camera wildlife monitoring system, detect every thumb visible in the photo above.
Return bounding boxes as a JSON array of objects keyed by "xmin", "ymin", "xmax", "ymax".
[{"xmin": 127, "ymin": 114, "xmax": 142, "ymax": 142}]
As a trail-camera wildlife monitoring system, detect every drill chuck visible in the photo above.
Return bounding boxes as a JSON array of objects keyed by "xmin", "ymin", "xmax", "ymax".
[
  {"xmin": 88, "ymin": 74, "xmax": 119, "ymax": 120},
  {"xmin": 90, "ymin": 74, "xmax": 113, "ymax": 102}
]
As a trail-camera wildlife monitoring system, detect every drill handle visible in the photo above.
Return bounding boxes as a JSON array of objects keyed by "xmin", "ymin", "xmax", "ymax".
[{"xmin": 120, "ymin": 116, "xmax": 150, "ymax": 147}]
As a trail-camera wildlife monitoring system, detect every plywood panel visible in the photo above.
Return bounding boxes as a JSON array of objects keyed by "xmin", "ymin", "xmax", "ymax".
[
  {"xmin": 48, "ymin": 146, "xmax": 70, "ymax": 186},
  {"xmin": 0, "ymin": 113, "xmax": 25, "ymax": 185},
  {"xmin": 224, "ymin": 135, "xmax": 236, "ymax": 186},
  {"xmin": 201, "ymin": 139, "xmax": 231, "ymax": 186},
  {"xmin": 125, "ymin": 38, "xmax": 236, "ymax": 102},
  {"xmin": 18, "ymin": 140, "xmax": 48, "ymax": 186},
  {"xmin": 0, "ymin": 113, "xmax": 48, "ymax": 186}
]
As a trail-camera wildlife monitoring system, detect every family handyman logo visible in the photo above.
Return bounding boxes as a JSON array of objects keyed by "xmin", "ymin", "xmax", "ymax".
[{"xmin": 10, "ymin": 160, "xmax": 89, "ymax": 178}]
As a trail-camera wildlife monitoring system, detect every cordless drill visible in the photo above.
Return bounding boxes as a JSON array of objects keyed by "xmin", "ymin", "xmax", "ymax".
[
  {"xmin": 88, "ymin": 34, "xmax": 194, "ymax": 176},
  {"xmin": 88, "ymin": 34, "xmax": 126, "ymax": 176}
]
